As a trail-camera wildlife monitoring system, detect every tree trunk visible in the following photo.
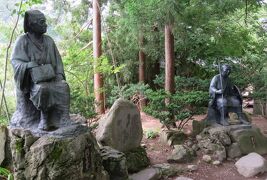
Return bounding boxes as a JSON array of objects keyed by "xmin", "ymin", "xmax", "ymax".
[
  {"xmin": 164, "ymin": 24, "xmax": 176, "ymax": 128},
  {"xmin": 164, "ymin": 24, "xmax": 175, "ymax": 96},
  {"xmin": 138, "ymin": 34, "xmax": 146, "ymax": 110},
  {"xmin": 93, "ymin": 0, "xmax": 105, "ymax": 114}
]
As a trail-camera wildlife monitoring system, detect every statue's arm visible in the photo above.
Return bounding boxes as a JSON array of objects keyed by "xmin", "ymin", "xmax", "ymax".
[
  {"xmin": 11, "ymin": 36, "xmax": 32, "ymax": 91},
  {"xmin": 209, "ymin": 75, "xmax": 222, "ymax": 97},
  {"xmin": 53, "ymin": 41, "xmax": 65, "ymax": 81}
]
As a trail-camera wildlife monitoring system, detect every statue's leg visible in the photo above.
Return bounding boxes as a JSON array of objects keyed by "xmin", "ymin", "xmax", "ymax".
[
  {"xmin": 38, "ymin": 110, "xmax": 49, "ymax": 130},
  {"xmin": 217, "ymin": 97, "xmax": 229, "ymax": 126},
  {"xmin": 230, "ymin": 97, "xmax": 250, "ymax": 125}
]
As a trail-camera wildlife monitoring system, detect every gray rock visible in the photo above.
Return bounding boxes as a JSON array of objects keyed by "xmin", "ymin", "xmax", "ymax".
[
  {"xmin": 100, "ymin": 146, "xmax": 128, "ymax": 180},
  {"xmin": 125, "ymin": 146, "xmax": 150, "ymax": 173},
  {"xmin": 0, "ymin": 126, "xmax": 6, "ymax": 165},
  {"xmin": 187, "ymin": 165, "xmax": 198, "ymax": 171},
  {"xmin": 167, "ymin": 145, "xmax": 195, "ymax": 163},
  {"xmin": 230, "ymin": 127, "xmax": 267, "ymax": 155},
  {"xmin": 10, "ymin": 126, "xmax": 108, "ymax": 180},
  {"xmin": 227, "ymin": 143, "xmax": 242, "ymax": 159},
  {"xmin": 202, "ymin": 155, "xmax": 212, "ymax": 163},
  {"xmin": 153, "ymin": 163, "xmax": 184, "ymax": 178},
  {"xmin": 160, "ymin": 129, "xmax": 187, "ymax": 146},
  {"xmin": 235, "ymin": 152, "xmax": 267, "ymax": 178},
  {"xmin": 96, "ymin": 98, "xmax": 143, "ymax": 152},
  {"xmin": 129, "ymin": 168, "xmax": 161, "ymax": 180},
  {"xmin": 212, "ymin": 160, "xmax": 221, "ymax": 165},
  {"xmin": 208, "ymin": 127, "xmax": 231, "ymax": 146},
  {"xmin": 197, "ymin": 130, "xmax": 226, "ymax": 161},
  {"xmin": 175, "ymin": 176, "xmax": 193, "ymax": 180}
]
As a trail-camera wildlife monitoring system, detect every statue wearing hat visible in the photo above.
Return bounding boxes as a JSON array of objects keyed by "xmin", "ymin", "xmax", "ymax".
[{"xmin": 11, "ymin": 10, "xmax": 71, "ymax": 131}]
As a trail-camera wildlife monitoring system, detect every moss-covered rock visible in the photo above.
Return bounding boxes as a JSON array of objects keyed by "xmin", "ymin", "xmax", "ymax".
[
  {"xmin": 10, "ymin": 126, "xmax": 109, "ymax": 180},
  {"xmin": 167, "ymin": 145, "xmax": 196, "ymax": 163},
  {"xmin": 230, "ymin": 127, "xmax": 267, "ymax": 155},
  {"xmin": 160, "ymin": 130, "xmax": 187, "ymax": 146},
  {"xmin": 100, "ymin": 146, "xmax": 128, "ymax": 180},
  {"xmin": 124, "ymin": 146, "xmax": 150, "ymax": 173}
]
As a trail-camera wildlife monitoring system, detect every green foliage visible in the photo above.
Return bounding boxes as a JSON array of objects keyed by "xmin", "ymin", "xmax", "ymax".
[
  {"xmin": 0, "ymin": 115, "xmax": 8, "ymax": 126},
  {"xmin": 108, "ymin": 83, "xmax": 150, "ymax": 106},
  {"xmin": 143, "ymin": 89, "xmax": 209, "ymax": 128},
  {"xmin": 145, "ymin": 129, "xmax": 159, "ymax": 139},
  {"xmin": 0, "ymin": 167, "xmax": 14, "ymax": 180}
]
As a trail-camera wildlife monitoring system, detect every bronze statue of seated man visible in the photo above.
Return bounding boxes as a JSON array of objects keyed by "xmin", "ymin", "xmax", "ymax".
[
  {"xmin": 10, "ymin": 10, "xmax": 71, "ymax": 131},
  {"xmin": 207, "ymin": 64, "xmax": 250, "ymax": 126}
]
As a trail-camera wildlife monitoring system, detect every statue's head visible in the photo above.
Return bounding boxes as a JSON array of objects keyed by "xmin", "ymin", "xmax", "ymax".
[
  {"xmin": 24, "ymin": 10, "xmax": 47, "ymax": 34},
  {"xmin": 221, "ymin": 64, "xmax": 231, "ymax": 78}
]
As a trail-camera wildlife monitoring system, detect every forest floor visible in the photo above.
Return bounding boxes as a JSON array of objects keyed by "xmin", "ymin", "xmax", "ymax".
[{"xmin": 140, "ymin": 108, "xmax": 267, "ymax": 180}]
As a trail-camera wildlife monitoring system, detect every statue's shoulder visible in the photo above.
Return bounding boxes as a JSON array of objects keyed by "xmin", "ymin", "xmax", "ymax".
[
  {"xmin": 43, "ymin": 34, "xmax": 55, "ymax": 42},
  {"xmin": 14, "ymin": 34, "xmax": 28, "ymax": 44},
  {"xmin": 211, "ymin": 74, "xmax": 220, "ymax": 81}
]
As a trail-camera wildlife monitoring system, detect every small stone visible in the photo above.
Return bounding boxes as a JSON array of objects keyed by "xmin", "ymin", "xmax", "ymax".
[
  {"xmin": 191, "ymin": 144, "xmax": 199, "ymax": 151},
  {"xmin": 235, "ymin": 152, "xmax": 267, "ymax": 178},
  {"xmin": 187, "ymin": 164, "xmax": 198, "ymax": 171},
  {"xmin": 202, "ymin": 155, "xmax": 212, "ymax": 163},
  {"xmin": 212, "ymin": 160, "xmax": 221, "ymax": 165},
  {"xmin": 175, "ymin": 176, "xmax": 193, "ymax": 180},
  {"xmin": 129, "ymin": 168, "xmax": 161, "ymax": 180},
  {"xmin": 141, "ymin": 143, "xmax": 147, "ymax": 148}
]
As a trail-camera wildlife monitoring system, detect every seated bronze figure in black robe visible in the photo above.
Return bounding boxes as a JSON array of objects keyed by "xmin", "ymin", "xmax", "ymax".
[
  {"xmin": 207, "ymin": 64, "xmax": 250, "ymax": 126},
  {"xmin": 10, "ymin": 10, "xmax": 70, "ymax": 131}
]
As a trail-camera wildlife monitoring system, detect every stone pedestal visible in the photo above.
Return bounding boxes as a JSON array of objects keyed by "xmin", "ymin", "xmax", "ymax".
[
  {"xmin": 10, "ymin": 125, "xmax": 108, "ymax": 180},
  {"xmin": 196, "ymin": 124, "xmax": 267, "ymax": 161}
]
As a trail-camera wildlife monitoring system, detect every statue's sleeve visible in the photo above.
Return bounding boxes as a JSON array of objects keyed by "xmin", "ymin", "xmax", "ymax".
[
  {"xmin": 53, "ymin": 41, "xmax": 65, "ymax": 80},
  {"xmin": 11, "ymin": 36, "xmax": 30, "ymax": 92},
  {"xmin": 209, "ymin": 75, "xmax": 218, "ymax": 98}
]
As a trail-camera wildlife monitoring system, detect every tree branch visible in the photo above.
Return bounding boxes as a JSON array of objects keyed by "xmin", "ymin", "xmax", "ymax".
[{"xmin": 0, "ymin": 0, "xmax": 23, "ymax": 118}]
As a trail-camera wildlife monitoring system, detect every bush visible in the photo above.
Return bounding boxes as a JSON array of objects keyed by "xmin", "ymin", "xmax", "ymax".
[{"xmin": 143, "ymin": 89, "xmax": 209, "ymax": 129}]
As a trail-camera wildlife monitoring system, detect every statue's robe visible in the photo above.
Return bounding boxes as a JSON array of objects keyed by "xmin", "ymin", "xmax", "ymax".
[
  {"xmin": 209, "ymin": 74, "xmax": 242, "ymax": 108},
  {"xmin": 207, "ymin": 74, "xmax": 242, "ymax": 124},
  {"xmin": 11, "ymin": 33, "xmax": 70, "ymax": 129}
]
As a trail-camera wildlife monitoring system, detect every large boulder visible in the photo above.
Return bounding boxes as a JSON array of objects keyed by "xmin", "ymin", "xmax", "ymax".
[
  {"xmin": 235, "ymin": 152, "xmax": 267, "ymax": 177},
  {"xmin": 10, "ymin": 125, "xmax": 108, "ymax": 180},
  {"xmin": 96, "ymin": 98, "xmax": 143, "ymax": 152},
  {"xmin": 0, "ymin": 126, "xmax": 6, "ymax": 165},
  {"xmin": 230, "ymin": 127, "xmax": 267, "ymax": 155}
]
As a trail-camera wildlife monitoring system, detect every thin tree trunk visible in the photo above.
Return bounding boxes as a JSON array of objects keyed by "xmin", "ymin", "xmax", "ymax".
[
  {"xmin": 164, "ymin": 24, "xmax": 176, "ymax": 128},
  {"xmin": 138, "ymin": 34, "xmax": 146, "ymax": 110},
  {"xmin": 164, "ymin": 24, "xmax": 175, "ymax": 96},
  {"xmin": 93, "ymin": 0, "xmax": 105, "ymax": 114},
  {"xmin": 139, "ymin": 35, "xmax": 145, "ymax": 83}
]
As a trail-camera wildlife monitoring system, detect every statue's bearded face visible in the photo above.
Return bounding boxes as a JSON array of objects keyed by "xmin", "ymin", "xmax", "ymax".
[
  {"xmin": 221, "ymin": 66, "xmax": 231, "ymax": 77},
  {"xmin": 28, "ymin": 14, "xmax": 47, "ymax": 34}
]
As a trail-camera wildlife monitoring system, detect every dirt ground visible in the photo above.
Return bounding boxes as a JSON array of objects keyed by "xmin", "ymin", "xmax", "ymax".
[{"xmin": 140, "ymin": 108, "xmax": 267, "ymax": 180}]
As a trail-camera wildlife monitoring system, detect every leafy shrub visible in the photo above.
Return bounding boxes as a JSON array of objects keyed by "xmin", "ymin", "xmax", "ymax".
[
  {"xmin": 108, "ymin": 83, "xmax": 150, "ymax": 106},
  {"xmin": 145, "ymin": 129, "xmax": 159, "ymax": 139},
  {"xmin": 0, "ymin": 167, "xmax": 13, "ymax": 180},
  {"xmin": 143, "ymin": 89, "xmax": 209, "ymax": 129}
]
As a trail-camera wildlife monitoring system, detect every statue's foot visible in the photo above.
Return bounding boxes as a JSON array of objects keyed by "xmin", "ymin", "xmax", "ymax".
[
  {"xmin": 38, "ymin": 120, "xmax": 49, "ymax": 131},
  {"xmin": 220, "ymin": 119, "xmax": 230, "ymax": 126}
]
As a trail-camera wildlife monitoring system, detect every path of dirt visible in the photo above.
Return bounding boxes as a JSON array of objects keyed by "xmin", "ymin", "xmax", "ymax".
[{"xmin": 140, "ymin": 108, "xmax": 267, "ymax": 180}]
